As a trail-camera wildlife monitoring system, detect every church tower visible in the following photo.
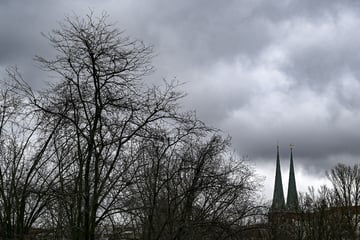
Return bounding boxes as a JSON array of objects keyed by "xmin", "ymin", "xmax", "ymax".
[
  {"xmin": 270, "ymin": 145, "xmax": 299, "ymax": 240},
  {"xmin": 286, "ymin": 145, "xmax": 299, "ymax": 211},
  {"xmin": 271, "ymin": 145, "xmax": 285, "ymax": 211}
]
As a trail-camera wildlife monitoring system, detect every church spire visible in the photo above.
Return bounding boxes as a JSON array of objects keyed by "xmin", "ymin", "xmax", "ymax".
[
  {"xmin": 286, "ymin": 145, "xmax": 299, "ymax": 211},
  {"xmin": 271, "ymin": 144, "xmax": 285, "ymax": 211}
]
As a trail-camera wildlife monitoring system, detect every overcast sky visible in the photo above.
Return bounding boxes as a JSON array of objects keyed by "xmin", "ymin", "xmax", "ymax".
[{"xmin": 1, "ymin": 0, "xmax": 360, "ymax": 199}]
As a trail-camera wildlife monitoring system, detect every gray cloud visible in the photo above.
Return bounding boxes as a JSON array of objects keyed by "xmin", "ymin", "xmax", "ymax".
[{"xmin": 1, "ymin": 0, "xmax": 360, "ymax": 198}]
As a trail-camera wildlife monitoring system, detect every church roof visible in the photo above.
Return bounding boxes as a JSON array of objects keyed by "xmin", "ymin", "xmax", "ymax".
[
  {"xmin": 286, "ymin": 146, "xmax": 299, "ymax": 211},
  {"xmin": 271, "ymin": 145, "xmax": 285, "ymax": 211}
]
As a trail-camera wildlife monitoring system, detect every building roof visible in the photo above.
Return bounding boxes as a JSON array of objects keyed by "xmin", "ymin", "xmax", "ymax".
[
  {"xmin": 286, "ymin": 146, "xmax": 299, "ymax": 211},
  {"xmin": 271, "ymin": 145, "xmax": 285, "ymax": 211}
]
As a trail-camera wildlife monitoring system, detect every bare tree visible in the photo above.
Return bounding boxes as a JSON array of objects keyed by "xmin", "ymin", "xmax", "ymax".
[
  {"xmin": 326, "ymin": 163, "xmax": 360, "ymax": 208},
  {"xmin": 11, "ymin": 12, "xmax": 208, "ymax": 240},
  {"xmin": 296, "ymin": 164, "xmax": 360, "ymax": 240},
  {"xmin": 298, "ymin": 186, "xmax": 338, "ymax": 240},
  {"xmin": 326, "ymin": 163, "xmax": 360, "ymax": 239},
  {"xmin": 7, "ymin": 12, "xmax": 264, "ymax": 240},
  {"xmin": 0, "ymin": 75, "xmax": 58, "ymax": 240},
  {"xmin": 128, "ymin": 133, "xmax": 261, "ymax": 240}
]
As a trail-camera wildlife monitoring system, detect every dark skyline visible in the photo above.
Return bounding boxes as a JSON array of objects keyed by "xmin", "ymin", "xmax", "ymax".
[{"xmin": 1, "ymin": 0, "xmax": 360, "ymax": 198}]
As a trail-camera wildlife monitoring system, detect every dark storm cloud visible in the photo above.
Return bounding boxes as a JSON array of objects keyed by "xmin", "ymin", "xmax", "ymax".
[
  {"xmin": 2, "ymin": 0, "xmax": 360, "ymax": 197},
  {"xmin": 108, "ymin": 1, "xmax": 282, "ymax": 74}
]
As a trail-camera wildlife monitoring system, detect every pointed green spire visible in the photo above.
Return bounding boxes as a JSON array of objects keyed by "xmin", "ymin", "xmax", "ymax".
[
  {"xmin": 286, "ymin": 145, "xmax": 299, "ymax": 211},
  {"xmin": 271, "ymin": 145, "xmax": 285, "ymax": 211}
]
